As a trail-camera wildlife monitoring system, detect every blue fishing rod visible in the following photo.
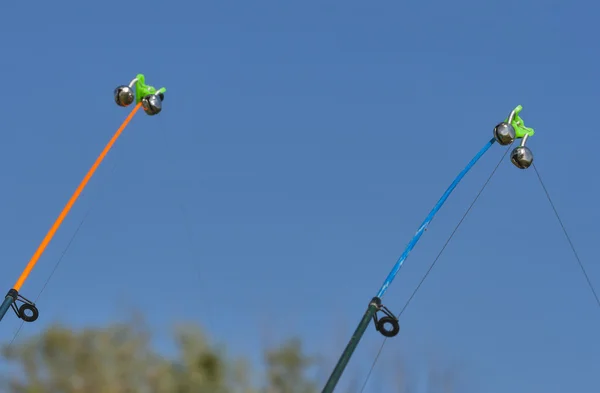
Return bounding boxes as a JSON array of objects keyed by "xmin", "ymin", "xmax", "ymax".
[{"xmin": 321, "ymin": 105, "xmax": 536, "ymax": 393}]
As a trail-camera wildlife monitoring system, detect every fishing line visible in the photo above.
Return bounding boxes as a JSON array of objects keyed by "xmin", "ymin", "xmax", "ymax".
[
  {"xmin": 357, "ymin": 143, "xmax": 513, "ymax": 393},
  {"xmin": 321, "ymin": 106, "xmax": 535, "ymax": 393},
  {"xmin": 532, "ymin": 163, "xmax": 600, "ymax": 309},
  {"xmin": 0, "ymin": 103, "xmax": 143, "ymax": 326},
  {"xmin": 34, "ymin": 163, "xmax": 124, "ymax": 306},
  {"xmin": 155, "ymin": 115, "xmax": 201, "ymax": 270},
  {"xmin": 12, "ymin": 104, "xmax": 142, "ymax": 293},
  {"xmin": 7, "ymin": 207, "xmax": 93, "ymax": 347},
  {"xmin": 2, "ymin": 73, "xmax": 167, "ymax": 347},
  {"xmin": 6, "ymin": 133, "xmax": 126, "ymax": 346}
]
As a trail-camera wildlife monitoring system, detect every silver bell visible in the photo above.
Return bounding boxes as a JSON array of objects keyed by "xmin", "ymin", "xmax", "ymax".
[
  {"xmin": 142, "ymin": 94, "xmax": 162, "ymax": 115},
  {"xmin": 493, "ymin": 122, "xmax": 515, "ymax": 145},
  {"xmin": 510, "ymin": 146, "xmax": 533, "ymax": 169},
  {"xmin": 114, "ymin": 85, "xmax": 134, "ymax": 107}
]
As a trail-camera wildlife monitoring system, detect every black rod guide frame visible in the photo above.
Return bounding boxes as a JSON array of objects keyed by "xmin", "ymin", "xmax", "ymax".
[
  {"xmin": 321, "ymin": 297, "xmax": 399, "ymax": 393},
  {"xmin": 0, "ymin": 289, "xmax": 39, "ymax": 323}
]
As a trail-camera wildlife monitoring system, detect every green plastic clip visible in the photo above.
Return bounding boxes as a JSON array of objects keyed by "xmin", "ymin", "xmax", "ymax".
[
  {"xmin": 134, "ymin": 74, "xmax": 167, "ymax": 104},
  {"xmin": 505, "ymin": 105, "xmax": 534, "ymax": 139}
]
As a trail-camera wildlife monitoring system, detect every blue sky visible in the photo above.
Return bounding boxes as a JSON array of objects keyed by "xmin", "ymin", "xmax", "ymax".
[{"xmin": 1, "ymin": 0, "xmax": 600, "ymax": 392}]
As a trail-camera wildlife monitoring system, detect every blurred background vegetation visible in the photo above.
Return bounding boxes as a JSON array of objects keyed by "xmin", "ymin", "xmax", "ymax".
[{"xmin": 0, "ymin": 316, "xmax": 462, "ymax": 393}]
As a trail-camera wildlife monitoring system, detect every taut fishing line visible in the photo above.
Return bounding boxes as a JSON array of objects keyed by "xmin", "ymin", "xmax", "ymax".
[
  {"xmin": 532, "ymin": 163, "xmax": 600, "ymax": 309},
  {"xmin": 8, "ymin": 204, "xmax": 95, "ymax": 347},
  {"xmin": 321, "ymin": 105, "xmax": 536, "ymax": 393},
  {"xmin": 154, "ymin": 113, "xmax": 202, "ymax": 270},
  {"xmin": 6, "ymin": 125, "xmax": 130, "ymax": 347},
  {"xmin": 2, "ymin": 73, "xmax": 167, "ymax": 334},
  {"xmin": 357, "ymin": 142, "xmax": 513, "ymax": 393},
  {"xmin": 356, "ymin": 158, "xmax": 598, "ymax": 393}
]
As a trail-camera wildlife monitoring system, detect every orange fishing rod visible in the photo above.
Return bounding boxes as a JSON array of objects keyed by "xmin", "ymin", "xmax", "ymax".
[{"xmin": 0, "ymin": 73, "xmax": 167, "ymax": 324}]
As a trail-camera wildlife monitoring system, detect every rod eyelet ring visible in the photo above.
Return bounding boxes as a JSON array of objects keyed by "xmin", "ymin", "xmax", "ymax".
[
  {"xmin": 376, "ymin": 316, "xmax": 400, "ymax": 337},
  {"xmin": 18, "ymin": 303, "xmax": 39, "ymax": 322}
]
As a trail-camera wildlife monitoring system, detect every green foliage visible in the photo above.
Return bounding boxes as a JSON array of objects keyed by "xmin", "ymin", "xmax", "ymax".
[
  {"xmin": 0, "ymin": 320, "xmax": 461, "ymax": 393},
  {"xmin": 0, "ymin": 321, "xmax": 320, "ymax": 393},
  {"xmin": 264, "ymin": 338, "xmax": 317, "ymax": 393}
]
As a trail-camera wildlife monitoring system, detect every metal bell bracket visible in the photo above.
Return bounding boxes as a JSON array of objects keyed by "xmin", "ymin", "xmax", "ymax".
[
  {"xmin": 506, "ymin": 105, "xmax": 535, "ymax": 142},
  {"xmin": 128, "ymin": 73, "xmax": 167, "ymax": 103}
]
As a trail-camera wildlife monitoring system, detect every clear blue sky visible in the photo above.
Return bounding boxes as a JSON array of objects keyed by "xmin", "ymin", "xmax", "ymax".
[{"xmin": 1, "ymin": 1, "xmax": 599, "ymax": 392}]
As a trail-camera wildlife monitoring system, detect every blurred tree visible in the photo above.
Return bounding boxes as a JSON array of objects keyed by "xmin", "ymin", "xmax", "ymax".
[
  {"xmin": 0, "ymin": 320, "xmax": 461, "ymax": 393},
  {"xmin": 169, "ymin": 323, "xmax": 256, "ymax": 393},
  {"xmin": 0, "ymin": 321, "xmax": 319, "ymax": 393},
  {"xmin": 262, "ymin": 338, "xmax": 317, "ymax": 393},
  {"xmin": 1, "ymin": 322, "xmax": 171, "ymax": 393}
]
